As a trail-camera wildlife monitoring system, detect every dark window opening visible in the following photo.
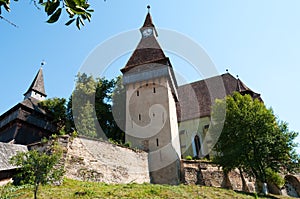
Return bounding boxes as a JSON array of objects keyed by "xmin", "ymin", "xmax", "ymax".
[
  {"xmin": 204, "ymin": 124, "xmax": 209, "ymax": 130},
  {"xmin": 146, "ymin": 83, "xmax": 148, "ymax": 86},
  {"xmin": 153, "ymin": 87, "xmax": 156, "ymax": 93},
  {"xmin": 194, "ymin": 135, "xmax": 201, "ymax": 158},
  {"xmin": 137, "ymin": 90, "xmax": 139, "ymax": 96},
  {"xmin": 156, "ymin": 138, "xmax": 159, "ymax": 146},
  {"xmin": 138, "ymin": 114, "xmax": 141, "ymax": 120}
]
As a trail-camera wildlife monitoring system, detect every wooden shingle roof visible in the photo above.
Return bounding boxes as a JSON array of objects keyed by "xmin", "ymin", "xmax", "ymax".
[
  {"xmin": 0, "ymin": 142, "xmax": 28, "ymax": 171},
  {"xmin": 121, "ymin": 11, "xmax": 167, "ymax": 73},
  {"xmin": 24, "ymin": 68, "xmax": 47, "ymax": 97},
  {"xmin": 121, "ymin": 36, "xmax": 168, "ymax": 73},
  {"xmin": 142, "ymin": 12, "xmax": 155, "ymax": 28},
  {"xmin": 177, "ymin": 73, "xmax": 261, "ymax": 122},
  {"xmin": 0, "ymin": 97, "xmax": 56, "ymax": 134}
]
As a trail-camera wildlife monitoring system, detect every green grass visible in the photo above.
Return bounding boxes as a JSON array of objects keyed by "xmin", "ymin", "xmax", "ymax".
[{"xmin": 0, "ymin": 178, "xmax": 291, "ymax": 199}]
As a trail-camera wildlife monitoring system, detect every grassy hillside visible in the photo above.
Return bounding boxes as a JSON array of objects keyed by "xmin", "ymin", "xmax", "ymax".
[{"xmin": 0, "ymin": 178, "xmax": 291, "ymax": 199}]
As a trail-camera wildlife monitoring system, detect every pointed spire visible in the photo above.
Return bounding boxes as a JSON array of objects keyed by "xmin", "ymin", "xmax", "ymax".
[
  {"xmin": 142, "ymin": 5, "xmax": 155, "ymax": 28},
  {"xmin": 24, "ymin": 66, "xmax": 47, "ymax": 101},
  {"xmin": 121, "ymin": 6, "xmax": 166, "ymax": 72}
]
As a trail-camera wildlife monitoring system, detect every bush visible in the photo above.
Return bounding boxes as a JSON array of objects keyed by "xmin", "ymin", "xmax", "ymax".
[
  {"xmin": 71, "ymin": 131, "xmax": 78, "ymax": 138},
  {"xmin": 124, "ymin": 142, "xmax": 131, "ymax": 148},
  {"xmin": 266, "ymin": 168, "xmax": 285, "ymax": 188},
  {"xmin": 185, "ymin": 155, "xmax": 193, "ymax": 160}
]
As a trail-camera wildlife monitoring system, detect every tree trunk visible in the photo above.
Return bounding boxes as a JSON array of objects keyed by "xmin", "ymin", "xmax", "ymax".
[
  {"xmin": 34, "ymin": 184, "xmax": 39, "ymax": 199},
  {"xmin": 239, "ymin": 168, "xmax": 249, "ymax": 192}
]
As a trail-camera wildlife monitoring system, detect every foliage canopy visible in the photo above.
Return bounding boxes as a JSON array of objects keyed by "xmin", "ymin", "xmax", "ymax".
[
  {"xmin": 212, "ymin": 92, "xmax": 299, "ymax": 188},
  {"xmin": 71, "ymin": 73, "xmax": 125, "ymax": 142}
]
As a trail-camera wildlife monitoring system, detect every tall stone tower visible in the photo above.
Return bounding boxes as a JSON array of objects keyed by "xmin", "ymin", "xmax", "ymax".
[{"xmin": 121, "ymin": 7, "xmax": 181, "ymax": 185}]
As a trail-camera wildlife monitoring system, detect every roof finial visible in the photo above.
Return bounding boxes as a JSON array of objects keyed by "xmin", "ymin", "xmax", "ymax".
[
  {"xmin": 236, "ymin": 75, "xmax": 239, "ymax": 79},
  {"xmin": 226, "ymin": 69, "xmax": 229, "ymax": 73},
  {"xmin": 41, "ymin": 60, "xmax": 46, "ymax": 68},
  {"xmin": 147, "ymin": 5, "xmax": 151, "ymax": 13}
]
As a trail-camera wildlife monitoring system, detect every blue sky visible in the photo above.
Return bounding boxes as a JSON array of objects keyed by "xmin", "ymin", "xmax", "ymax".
[{"xmin": 1, "ymin": 1, "xmax": 300, "ymax": 153}]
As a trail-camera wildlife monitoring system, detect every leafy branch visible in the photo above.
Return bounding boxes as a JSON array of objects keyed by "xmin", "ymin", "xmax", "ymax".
[{"xmin": 0, "ymin": 0, "xmax": 96, "ymax": 29}]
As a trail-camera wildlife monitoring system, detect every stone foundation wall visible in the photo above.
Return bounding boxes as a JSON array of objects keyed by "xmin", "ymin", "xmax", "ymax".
[
  {"xmin": 181, "ymin": 160, "xmax": 256, "ymax": 192},
  {"xmin": 64, "ymin": 136, "xmax": 150, "ymax": 184}
]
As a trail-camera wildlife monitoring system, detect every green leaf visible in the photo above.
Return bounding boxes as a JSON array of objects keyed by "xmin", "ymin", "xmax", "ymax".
[
  {"xmin": 66, "ymin": 7, "xmax": 74, "ymax": 18},
  {"xmin": 73, "ymin": 5, "xmax": 85, "ymax": 13},
  {"xmin": 65, "ymin": 18, "xmax": 75, "ymax": 26},
  {"xmin": 3, "ymin": 2, "xmax": 9, "ymax": 12},
  {"xmin": 76, "ymin": 16, "xmax": 80, "ymax": 29},
  {"xmin": 80, "ymin": 14, "xmax": 86, "ymax": 20},
  {"xmin": 45, "ymin": 0, "xmax": 60, "ymax": 16},
  {"xmin": 79, "ymin": 16, "xmax": 84, "ymax": 26},
  {"xmin": 46, "ymin": 8, "xmax": 61, "ymax": 23},
  {"xmin": 86, "ymin": 12, "xmax": 91, "ymax": 22},
  {"xmin": 64, "ymin": 0, "xmax": 76, "ymax": 9}
]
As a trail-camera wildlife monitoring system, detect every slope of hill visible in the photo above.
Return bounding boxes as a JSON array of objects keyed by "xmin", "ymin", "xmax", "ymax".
[{"xmin": 0, "ymin": 178, "xmax": 292, "ymax": 199}]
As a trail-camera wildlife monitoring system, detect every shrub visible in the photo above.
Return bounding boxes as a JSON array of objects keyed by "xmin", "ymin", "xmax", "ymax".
[
  {"xmin": 185, "ymin": 155, "xmax": 193, "ymax": 160},
  {"xmin": 266, "ymin": 168, "xmax": 285, "ymax": 188},
  {"xmin": 124, "ymin": 142, "xmax": 131, "ymax": 148}
]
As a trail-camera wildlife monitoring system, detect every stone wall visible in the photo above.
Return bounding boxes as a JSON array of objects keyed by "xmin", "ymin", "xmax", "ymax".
[
  {"xmin": 64, "ymin": 136, "xmax": 150, "ymax": 184},
  {"xmin": 181, "ymin": 160, "xmax": 256, "ymax": 192}
]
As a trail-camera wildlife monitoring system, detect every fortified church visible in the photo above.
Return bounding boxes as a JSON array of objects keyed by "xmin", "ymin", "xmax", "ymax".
[
  {"xmin": 120, "ymin": 7, "xmax": 261, "ymax": 184},
  {"xmin": 0, "ymin": 8, "xmax": 263, "ymax": 185}
]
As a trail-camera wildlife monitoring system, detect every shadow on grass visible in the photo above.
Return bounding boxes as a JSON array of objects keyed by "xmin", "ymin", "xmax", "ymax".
[{"xmin": 235, "ymin": 190, "xmax": 282, "ymax": 199}]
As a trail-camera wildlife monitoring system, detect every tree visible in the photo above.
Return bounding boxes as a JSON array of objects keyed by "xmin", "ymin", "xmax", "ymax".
[
  {"xmin": 70, "ymin": 73, "xmax": 125, "ymax": 141},
  {"xmin": 111, "ymin": 75, "xmax": 126, "ymax": 143},
  {"xmin": 10, "ymin": 144, "xmax": 64, "ymax": 199},
  {"xmin": 39, "ymin": 97, "xmax": 68, "ymax": 133},
  {"xmin": 0, "ymin": 0, "xmax": 98, "ymax": 29},
  {"xmin": 212, "ymin": 92, "xmax": 299, "ymax": 194},
  {"xmin": 71, "ymin": 73, "xmax": 97, "ymax": 137},
  {"xmin": 94, "ymin": 76, "xmax": 115, "ymax": 138}
]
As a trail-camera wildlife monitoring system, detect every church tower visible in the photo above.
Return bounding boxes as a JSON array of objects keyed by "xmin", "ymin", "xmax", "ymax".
[
  {"xmin": 121, "ymin": 6, "xmax": 181, "ymax": 185},
  {"xmin": 0, "ymin": 66, "xmax": 56, "ymax": 145}
]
